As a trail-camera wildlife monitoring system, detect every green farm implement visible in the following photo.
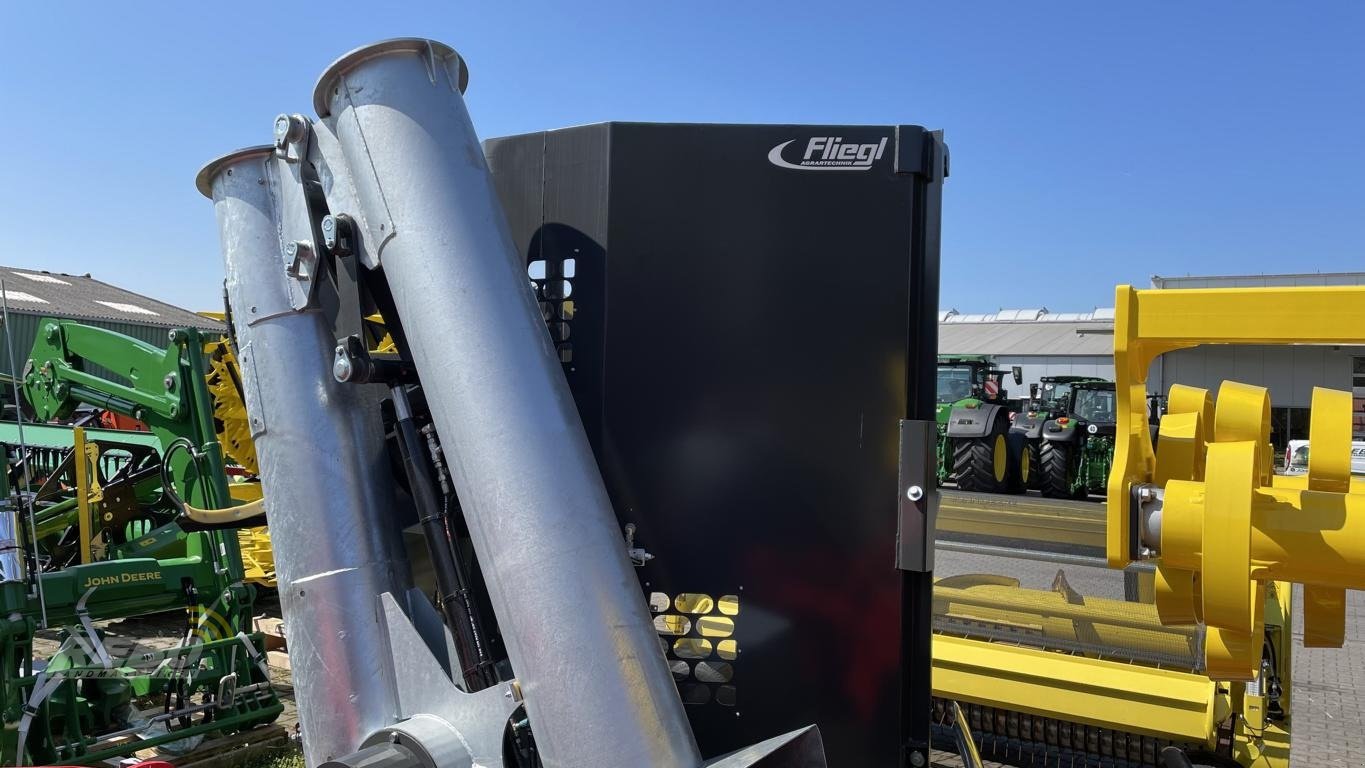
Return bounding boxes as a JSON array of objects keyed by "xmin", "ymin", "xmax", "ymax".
[{"xmin": 0, "ymin": 319, "xmax": 280, "ymax": 765}]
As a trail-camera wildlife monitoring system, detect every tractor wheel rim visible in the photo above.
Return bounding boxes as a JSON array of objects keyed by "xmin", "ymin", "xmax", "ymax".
[
  {"xmin": 1020, "ymin": 446, "xmax": 1031, "ymax": 484},
  {"xmin": 992, "ymin": 435, "xmax": 1007, "ymax": 482}
]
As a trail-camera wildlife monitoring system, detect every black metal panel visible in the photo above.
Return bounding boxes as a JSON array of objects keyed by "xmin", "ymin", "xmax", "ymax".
[{"xmin": 485, "ymin": 122, "xmax": 943, "ymax": 767}]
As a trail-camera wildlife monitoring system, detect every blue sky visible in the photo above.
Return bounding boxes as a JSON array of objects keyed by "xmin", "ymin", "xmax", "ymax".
[{"xmin": 1, "ymin": 2, "xmax": 1360, "ymax": 314}]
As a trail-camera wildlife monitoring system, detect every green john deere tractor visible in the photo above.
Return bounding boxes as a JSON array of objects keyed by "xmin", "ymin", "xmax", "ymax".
[
  {"xmin": 1037, "ymin": 380, "xmax": 1118, "ymax": 499},
  {"xmin": 936, "ymin": 356, "xmax": 1026, "ymax": 492},
  {"xmin": 1009, "ymin": 376, "xmax": 1107, "ymax": 490}
]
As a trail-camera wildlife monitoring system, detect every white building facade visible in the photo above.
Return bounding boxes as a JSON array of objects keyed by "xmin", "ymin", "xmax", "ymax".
[{"xmin": 940, "ymin": 272, "xmax": 1365, "ymax": 450}]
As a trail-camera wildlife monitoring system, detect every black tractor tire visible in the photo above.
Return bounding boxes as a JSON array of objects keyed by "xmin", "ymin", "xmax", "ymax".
[
  {"xmin": 954, "ymin": 425, "xmax": 1010, "ymax": 493},
  {"xmin": 1039, "ymin": 440, "xmax": 1074, "ymax": 499},
  {"xmin": 1004, "ymin": 432, "xmax": 1030, "ymax": 494},
  {"xmin": 1024, "ymin": 441, "xmax": 1042, "ymax": 490}
]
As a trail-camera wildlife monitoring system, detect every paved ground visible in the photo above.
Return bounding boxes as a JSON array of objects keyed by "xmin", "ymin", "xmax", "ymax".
[{"xmin": 1287, "ymin": 585, "xmax": 1365, "ymax": 767}]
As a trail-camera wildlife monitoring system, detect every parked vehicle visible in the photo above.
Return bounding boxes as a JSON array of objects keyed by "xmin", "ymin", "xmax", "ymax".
[
  {"xmin": 936, "ymin": 356, "xmax": 1025, "ymax": 492},
  {"xmin": 1038, "ymin": 381, "xmax": 1118, "ymax": 499},
  {"xmin": 1282, "ymin": 438, "xmax": 1365, "ymax": 475},
  {"xmin": 1010, "ymin": 376, "xmax": 1107, "ymax": 489}
]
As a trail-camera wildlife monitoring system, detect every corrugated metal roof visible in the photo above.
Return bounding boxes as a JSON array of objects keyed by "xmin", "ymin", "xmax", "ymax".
[
  {"xmin": 1151, "ymin": 272, "xmax": 1365, "ymax": 289},
  {"xmin": 0, "ymin": 266, "xmax": 222, "ymax": 331},
  {"xmin": 940, "ymin": 307, "xmax": 1114, "ymax": 324},
  {"xmin": 939, "ymin": 320, "xmax": 1115, "ymax": 356}
]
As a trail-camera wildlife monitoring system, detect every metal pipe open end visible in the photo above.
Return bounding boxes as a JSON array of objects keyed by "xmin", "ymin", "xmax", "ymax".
[
  {"xmin": 312, "ymin": 38, "xmax": 468, "ymax": 118},
  {"xmin": 194, "ymin": 145, "xmax": 275, "ymax": 199},
  {"xmin": 1137, "ymin": 482, "xmax": 1164, "ymax": 554}
]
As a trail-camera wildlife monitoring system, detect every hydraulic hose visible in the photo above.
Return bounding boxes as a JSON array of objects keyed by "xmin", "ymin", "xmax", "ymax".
[
  {"xmin": 161, "ymin": 438, "xmax": 266, "ymax": 527},
  {"xmin": 389, "ymin": 385, "xmax": 496, "ymax": 690}
]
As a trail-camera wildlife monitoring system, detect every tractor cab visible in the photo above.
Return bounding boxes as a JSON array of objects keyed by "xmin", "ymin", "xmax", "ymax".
[
  {"xmin": 1069, "ymin": 382, "xmax": 1119, "ymax": 434},
  {"xmin": 1014, "ymin": 376, "xmax": 1105, "ymax": 433},
  {"xmin": 935, "ymin": 357, "xmax": 1020, "ymax": 423}
]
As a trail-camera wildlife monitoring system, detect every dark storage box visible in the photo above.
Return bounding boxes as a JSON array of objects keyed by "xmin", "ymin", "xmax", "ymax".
[{"xmin": 486, "ymin": 122, "xmax": 944, "ymax": 766}]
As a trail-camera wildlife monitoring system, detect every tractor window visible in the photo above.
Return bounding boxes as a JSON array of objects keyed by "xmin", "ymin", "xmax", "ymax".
[
  {"xmin": 937, "ymin": 367, "xmax": 975, "ymax": 403},
  {"xmin": 1073, "ymin": 388, "xmax": 1117, "ymax": 423},
  {"xmin": 1289, "ymin": 445, "xmax": 1310, "ymax": 471},
  {"xmin": 1041, "ymin": 382, "xmax": 1073, "ymax": 410}
]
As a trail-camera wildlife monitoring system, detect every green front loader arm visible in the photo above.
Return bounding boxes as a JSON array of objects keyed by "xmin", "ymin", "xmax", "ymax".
[
  {"xmin": 19, "ymin": 319, "xmax": 248, "ymax": 602},
  {"xmin": 23, "ymin": 320, "xmax": 231, "ymax": 514}
]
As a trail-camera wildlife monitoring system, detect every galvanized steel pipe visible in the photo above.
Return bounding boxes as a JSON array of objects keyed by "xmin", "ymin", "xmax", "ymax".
[
  {"xmin": 312, "ymin": 39, "xmax": 701, "ymax": 767},
  {"xmin": 198, "ymin": 148, "xmax": 415, "ymax": 766}
]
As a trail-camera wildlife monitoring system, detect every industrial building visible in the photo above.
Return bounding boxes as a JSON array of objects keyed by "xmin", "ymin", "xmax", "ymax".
[
  {"xmin": 0, "ymin": 266, "xmax": 223, "ymax": 385},
  {"xmin": 940, "ymin": 271, "xmax": 1365, "ymax": 450}
]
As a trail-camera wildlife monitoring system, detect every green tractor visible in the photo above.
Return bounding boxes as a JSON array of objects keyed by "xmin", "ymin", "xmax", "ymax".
[
  {"xmin": 1036, "ymin": 380, "xmax": 1119, "ymax": 499},
  {"xmin": 936, "ymin": 356, "xmax": 1026, "ymax": 492},
  {"xmin": 1009, "ymin": 376, "xmax": 1107, "ymax": 489}
]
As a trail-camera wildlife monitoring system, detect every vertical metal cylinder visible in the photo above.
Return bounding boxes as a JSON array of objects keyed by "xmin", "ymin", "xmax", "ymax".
[
  {"xmin": 0, "ymin": 503, "xmax": 26, "ymax": 585},
  {"xmin": 313, "ymin": 39, "xmax": 701, "ymax": 768},
  {"xmin": 197, "ymin": 148, "xmax": 414, "ymax": 766}
]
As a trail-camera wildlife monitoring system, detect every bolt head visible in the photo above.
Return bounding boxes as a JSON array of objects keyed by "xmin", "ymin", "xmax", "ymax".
[
  {"xmin": 909, "ymin": 751, "xmax": 926, "ymax": 767},
  {"xmin": 321, "ymin": 216, "xmax": 339, "ymax": 249},
  {"xmin": 272, "ymin": 114, "xmax": 292, "ymax": 149},
  {"xmin": 906, "ymin": 485, "xmax": 925, "ymax": 502},
  {"xmin": 163, "ymin": 373, "xmax": 177, "ymax": 391},
  {"xmin": 333, "ymin": 353, "xmax": 353, "ymax": 382}
]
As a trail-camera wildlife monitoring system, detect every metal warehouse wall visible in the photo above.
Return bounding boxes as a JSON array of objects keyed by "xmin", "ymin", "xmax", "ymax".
[
  {"xmin": 989, "ymin": 355, "xmax": 1115, "ymax": 395},
  {"xmin": 0, "ymin": 311, "xmax": 219, "ymax": 384},
  {"xmin": 1160, "ymin": 344, "xmax": 1364, "ymax": 409}
]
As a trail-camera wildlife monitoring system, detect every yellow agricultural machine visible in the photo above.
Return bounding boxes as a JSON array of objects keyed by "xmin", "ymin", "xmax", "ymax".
[
  {"xmin": 928, "ymin": 284, "xmax": 1365, "ymax": 767},
  {"xmin": 203, "ymin": 337, "xmax": 275, "ymax": 588}
]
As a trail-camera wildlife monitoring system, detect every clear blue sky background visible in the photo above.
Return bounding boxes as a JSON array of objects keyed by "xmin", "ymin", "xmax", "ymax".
[{"xmin": 1, "ymin": 2, "xmax": 1361, "ymax": 313}]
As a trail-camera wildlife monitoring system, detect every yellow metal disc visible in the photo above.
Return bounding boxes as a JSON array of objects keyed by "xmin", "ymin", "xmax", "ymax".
[
  {"xmin": 1307, "ymin": 386, "xmax": 1352, "ymax": 494},
  {"xmin": 1203, "ymin": 584, "xmax": 1263, "ymax": 682},
  {"xmin": 1201, "ymin": 441, "xmax": 1256, "ymax": 636},
  {"xmin": 1153, "ymin": 563, "xmax": 1197, "ymax": 625},
  {"xmin": 1212, "ymin": 381, "xmax": 1271, "ymax": 486}
]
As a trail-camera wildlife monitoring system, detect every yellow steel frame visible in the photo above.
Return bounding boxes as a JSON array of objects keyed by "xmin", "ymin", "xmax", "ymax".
[
  {"xmin": 938, "ymin": 490, "xmax": 1106, "ymax": 549},
  {"xmin": 72, "ymin": 426, "xmax": 104, "ymax": 565},
  {"xmin": 933, "ymin": 577, "xmax": 1291, "ymax": 767},
  {"xmin": 1107, "ymin": 284, "xmax": 1365, "ymax": 568},
  {"xmin": 1107, "ymin": 284, "xmax": 1365, "ymax": 678},
  {"xmin": 933, "ymin": 634, "xmax": 1224, "ymax": 746},
  {"xmin": 935, "ymin": 574, "xmax": 1201, "ymax": 661}
]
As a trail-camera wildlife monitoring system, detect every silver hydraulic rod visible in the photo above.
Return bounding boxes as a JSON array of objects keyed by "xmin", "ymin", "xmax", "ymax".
[
  {"xmin": 312, "ymin": 39, "xmax": 702, "ymax": 767},
  {"xmin": 197, "ymin": 147, "xmax": 415, "ymax": 767},
  {"xmin": 1, "ymin": 283, "xmax": 43, "ymax": 623}
]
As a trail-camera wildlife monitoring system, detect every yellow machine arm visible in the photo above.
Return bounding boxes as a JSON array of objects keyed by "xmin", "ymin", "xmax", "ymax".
[{"xmin": 1107, "ymin": 284, "xmax": 1365, "ymax": 679}]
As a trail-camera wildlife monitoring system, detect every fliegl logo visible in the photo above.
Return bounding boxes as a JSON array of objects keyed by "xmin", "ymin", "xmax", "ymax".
[{"xmin": 767, "ymin": 136, "xmax": 889, "ymax": 171}]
